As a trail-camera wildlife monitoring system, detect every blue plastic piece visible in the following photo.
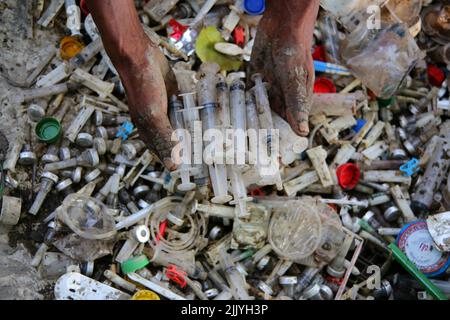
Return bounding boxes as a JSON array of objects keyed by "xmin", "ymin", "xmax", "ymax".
[
  {"xmin": 243, "ymin": 0, "xmax": 265, "ymax": 15},
  {"xmin": 352, "ymin": 119, "xmax": 367, "ymax": 133},
  {"xmin": 313, "ymin": 60, "xmax": 351, "ymax": 76},
  {"xmin": 115, "ymin": 121, "xmax": 134, "ymax": 141},
  {"xmin": 400, "ymin": 158, "xmax": 420, "ymax": 177}
]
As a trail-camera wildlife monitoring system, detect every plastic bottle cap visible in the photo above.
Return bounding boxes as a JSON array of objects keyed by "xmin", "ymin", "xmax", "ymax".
[
  {"xmin": 314, "ymin": 77, "xmax": 336, "ymax": 93},
  {"xmin": 377, "ymin": 97, "xmax": 394, "ymax": 108},
  {"xmin": 121, "ymin": 255, "xmax": 150, "ymax": 275},
  {"xmin": 243, "ymin": 0, "xmax": 265, "ymax": 15},
  {"xmin": 131, "ymin": 290, "xmax": 160, "ymax": 300},
  {"xmin": 312, "ymin": 45, "xmax": 326, "ymax": 62},
  {"xmin": 35, "ymin": 117, "xmax": 62, "ymax": 144},
  {"xmin": 396, "ymin": 220, "xmax": 450, "ymax": 277},
  {"xmin": 60, "ymin": 36, "xmax": 85, "ymax": 61},
  {"xmin": 352, "ymin": 119, "xmax": 367, "ymax": 133},
  {"xmin": 427, "ymin": 65, "xmax": 445, "ymax": 87},
  {"xmin": 336, "ymin": 163, "xmax": 360, "ymax": 190}
]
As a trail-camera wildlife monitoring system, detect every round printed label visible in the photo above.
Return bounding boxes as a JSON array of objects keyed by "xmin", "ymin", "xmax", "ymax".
[{"xmin": 397, "ymin": 221, "xmax": 450, "ymax": 276}]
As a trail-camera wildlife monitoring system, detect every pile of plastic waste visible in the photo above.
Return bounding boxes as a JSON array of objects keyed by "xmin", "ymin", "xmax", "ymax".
[{"xmin": 1, "ymin": 0, "xmax": 450, "ymax": 300}]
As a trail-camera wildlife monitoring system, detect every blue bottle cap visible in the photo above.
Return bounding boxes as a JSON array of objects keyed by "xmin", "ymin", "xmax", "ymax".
[
  {"xmin": 243, "ymin": 0, "xmax": 265, "ymax": 15},
  {"xmin": 396, "ymin": 220, "xmax": 450, "ymax": 277},
  {"xmin": 352, "ymin": 119, "xmax": 367, "ymax": 133}
]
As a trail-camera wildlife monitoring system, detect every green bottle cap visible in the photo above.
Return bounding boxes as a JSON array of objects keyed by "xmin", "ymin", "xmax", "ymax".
[
  {"xmin": 377, "ymin": 97, "xmax": 395, "ymax": 108},
  {"xmin": 35, "ymin": 117, "xmax": 62, "ymax": 144},
  {"xmin": 121, "ymin": 255, "xmax": 150, "ymax": 275}
]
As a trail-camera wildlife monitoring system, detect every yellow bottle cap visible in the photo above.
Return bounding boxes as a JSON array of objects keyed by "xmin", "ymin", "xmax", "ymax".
[
  {"xmin": 131, "ymin": 290, "xmax": 160, "ymax": 300},
  {"xmin": 60, "ymin": 36, "xmax": 85, "ymax": 60}
]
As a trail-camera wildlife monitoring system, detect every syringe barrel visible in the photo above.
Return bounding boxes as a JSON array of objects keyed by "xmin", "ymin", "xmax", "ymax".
[
  {"xmin": 246, "ymin": 92, "xmax": 259, "ymax": 131},
  {"xmin": 230, "ymin": 80, "xmax": 247, "ymax": 132},
  {"xmin": 252, "ymin": 77, "xmax": 273, "ymax": 131},
  {"xmin": 169, "ymin": 96, "xmax": 185, "ymax": 130},
  {"xmin": 217, "ymin": 75, "xmax": 231, "ymax": 129},
  {"xmin": 197, "ymin": 63, "xmax": 219, "ymax": 132}
]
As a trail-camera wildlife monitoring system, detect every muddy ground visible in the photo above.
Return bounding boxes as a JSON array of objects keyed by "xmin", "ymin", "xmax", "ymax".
[{"xmin": 0, "ymin": 0, "xmax": 67, "ymax": 300}]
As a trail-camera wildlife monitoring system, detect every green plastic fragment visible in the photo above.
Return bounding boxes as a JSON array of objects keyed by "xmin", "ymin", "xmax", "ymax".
[
  {"xmin": 195, "ymin": 26, "xmax": 242, "ymax": 72},
  {"xmin": 388, "ymin": 243, "xmax": 448, "ymax": 301},
  {"xmin": 121, "ymin": 255, "xmax": 150, "ymax": 275}
]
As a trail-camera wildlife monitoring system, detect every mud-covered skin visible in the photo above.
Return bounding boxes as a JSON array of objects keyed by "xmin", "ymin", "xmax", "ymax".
[
  {"xmin": 250, "ymin": 0, "xmax": 320, "ymax": 137},
  {"xmin": 87, "ymin": 0, "xmax": 179, "ymax": 170}
]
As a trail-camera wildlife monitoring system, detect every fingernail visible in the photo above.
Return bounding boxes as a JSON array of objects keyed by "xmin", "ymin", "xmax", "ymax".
[{"xmin": 298, "ymin": 121, "xmax": 310, "ymax": 137}]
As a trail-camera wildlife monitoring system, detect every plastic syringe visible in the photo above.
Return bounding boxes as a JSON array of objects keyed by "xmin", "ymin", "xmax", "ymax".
[
  {"xmin": 219, "ymin": 251, "xmax": 252, "ymax": 300},
  {"xmin": 251, "ymin": 73, "xmax": 282, "ymax": 190},
  {"xmin": 228, "ymin": 76, "xmax": 252, "ymax": 216},
  {"xmin": 216, "ymin": 74, "xmax": 232, "ymax": 132},
  {"xmin": 197, "ymin": 63, "xmax": 232, "ymax": 204},
  {"xmin": 229, "ymin": 76, "xmax": 248, "ymax": 166},
  {"xmin": 169, "ymin": 95, "xmax": 196, "ymax": 191},
  {"xmin": 177, "ymin": 81, "xmax": 209, "ymax": 179}
]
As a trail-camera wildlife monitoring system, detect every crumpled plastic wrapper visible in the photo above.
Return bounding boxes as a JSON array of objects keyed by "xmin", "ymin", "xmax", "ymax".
[
  {"xmin": 341, "ymin": 22, "xmax": 424, "ymax": 98},
  {"xmin": 53, "ymin": 233, "xmax": 116, "ymax": 262}
]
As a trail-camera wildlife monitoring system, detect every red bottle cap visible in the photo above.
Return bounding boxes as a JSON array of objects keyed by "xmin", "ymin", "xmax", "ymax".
[
  {"xmin": 428, "ymin": 65, "xmax": 445, "ymax": 87},
  {"xmin": 312, "ymin": 45, "xmax": 326, "ymax": 62},
  {"xmin": 336, "ymin": 163, "xmax": 360, "ymax": 190},
  {"xmin": 314, "ymin": 77, "xmax": 336, "ymax": 93}
]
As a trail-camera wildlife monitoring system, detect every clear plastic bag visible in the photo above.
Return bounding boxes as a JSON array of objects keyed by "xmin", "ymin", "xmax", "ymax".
[
  {"xmin": 341, "ymin": 22, "xmax": 424, "ymax": 99},
  {"xmin": 56, "ymin": 194, "xmax": 117, "ymax": 240}
]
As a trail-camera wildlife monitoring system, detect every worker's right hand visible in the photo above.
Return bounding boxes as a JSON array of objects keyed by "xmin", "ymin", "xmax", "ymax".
[
  {"xmin": 250, "ymin": 0, "xmax": 320, "ymax": 137},
  {"xmin": 87, "ymin": 0, "xmax": 179, "ymax": 171}
]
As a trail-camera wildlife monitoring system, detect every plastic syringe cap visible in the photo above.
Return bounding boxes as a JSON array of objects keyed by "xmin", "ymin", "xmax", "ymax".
[
  {"xmin": 352, "ymin": 119, "xmax": 367, "ymax": 133},
  {"xmin": 428, "ymin": 64, "xmax": 445, "ymax": 87},
  {"xmin": 243, "ymin": 0, "xmax": 266, "ymax": 15},
  {"xmin": 336, "ymin": 163, "xmax": 360, "ymax": 190},
  {"xmin": 313, "ymin": 77, "xmax": 336, "ymax": 93}
]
